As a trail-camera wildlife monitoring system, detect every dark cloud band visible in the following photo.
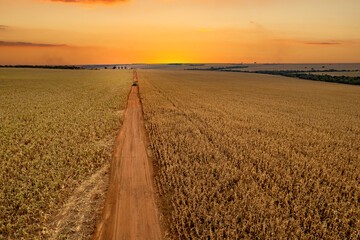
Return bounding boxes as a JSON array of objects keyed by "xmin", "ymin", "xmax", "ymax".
[
  {"xmin": 305, "ymin": 42, "xmax": 341, "ymax": 45},
  {"xmin": 0, "ymin": 41, "xmax": 67, "ymax": 47}
]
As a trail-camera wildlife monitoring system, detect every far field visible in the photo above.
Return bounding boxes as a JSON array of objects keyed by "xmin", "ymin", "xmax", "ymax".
[
  {"xmin": 230, "ymin": 63, "xmax": 360, "ymax": 72},
  {"xmin": 0, "ymin": 68, "xmax": 131, "ymax": 239},
  {"xmin": 139, "ymin": 70, "xmax": 360, "ymax": 239}
]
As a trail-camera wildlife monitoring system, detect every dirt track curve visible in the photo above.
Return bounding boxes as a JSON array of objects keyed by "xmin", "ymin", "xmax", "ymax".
[{"xmin": 93, "ymin": 70, "xmax": 162, "ymax": 240}]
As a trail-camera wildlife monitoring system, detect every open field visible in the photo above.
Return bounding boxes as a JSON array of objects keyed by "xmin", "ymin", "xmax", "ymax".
[
  {"xmin": 233, "ymin": 63, "xmax": 360, "ymax": 72},
  {"xmin": 0, "ymin": 68, "xmax": 131, "ymax": 239},
  {"xmin": 182, "ymin": 63, "xmax": 360, "ymax": 71},
  {"xmin": 139, "ymin": 70, "xmax": 360, "ymax": 239}
]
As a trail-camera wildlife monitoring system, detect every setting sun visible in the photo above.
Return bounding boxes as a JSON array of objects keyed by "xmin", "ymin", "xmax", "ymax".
[{"xmin": 1, "ymin": 0, "xmax": 359, "ymax": 64}]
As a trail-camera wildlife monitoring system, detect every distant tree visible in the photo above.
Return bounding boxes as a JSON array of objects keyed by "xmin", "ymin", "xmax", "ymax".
[{"xmin": 104, "ymin": 67, "xmax": 107, "ymax": 69}]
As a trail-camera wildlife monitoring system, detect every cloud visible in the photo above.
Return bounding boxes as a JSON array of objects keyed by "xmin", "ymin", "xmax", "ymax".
[
  {"xmin": 0, "ymin": 25, "xmax": 8, "ymax": 30},
  {"xmin": 305, "ymin": 42, "xmax": 341, "ymax": 45},
  {"xmin": 275, "ymin": 39, "xmax": 342, "ymax": 46},
  {"xmin": 0, "ymin": 41, "xmax": 67, "ymax": 47},
  {"xmin": 46, "ymin": 0, "xmax": 128, "ymax": 4}
]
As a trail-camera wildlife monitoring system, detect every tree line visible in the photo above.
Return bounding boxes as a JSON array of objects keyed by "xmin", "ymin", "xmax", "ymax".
[
  {"xmin": 0, "ymin": 65, "xmax": 83, "ymax": 69},
  {"xmin": 186, "ymin": 67, "xmax": 360, "ymax": 85},
  {"xmin": 227, "ymin": 70, "xmax": 360, "ymax": 85}
]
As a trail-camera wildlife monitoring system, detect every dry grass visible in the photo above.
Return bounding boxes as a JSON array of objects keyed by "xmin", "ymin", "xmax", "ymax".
[
  {"xmin": 139, "ymin": 70, "xmax": 360, "ymax": 239},
  {"xmin": 0, "ymin": 68, "xmax": 131, "ymax": 239},
  {"xmin": 47, "ymin": 164, "xmax": 109, "ymax": 240}
]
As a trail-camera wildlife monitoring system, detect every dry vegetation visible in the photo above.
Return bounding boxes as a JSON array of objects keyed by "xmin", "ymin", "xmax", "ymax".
[
  {"xmin": 312, "ymin": 71, "xmax": 360, "ymax": 77},
  {"xmin": 139, "ymin": 70, "xmax": 360, "ymax": 239},
  {"xmin": 0, "ymin": 68, "xmax": 131, "ymax": 239}
]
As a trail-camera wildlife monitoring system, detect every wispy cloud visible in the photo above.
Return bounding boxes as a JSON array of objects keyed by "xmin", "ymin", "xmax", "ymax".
[
  {"xmin": 0, "ymin": 41, "xmax": 67, "ymax": 47},
  {"xmin": 275, "ymin": 39, "xmax": 342, "ymax": 45},
  {"xmin": 46, "ymin": 0, "xmax": 128, "ymax": 4},
  {"xmin": 305, "ymin": 42, "xmax": 341, "ymax": 45}
]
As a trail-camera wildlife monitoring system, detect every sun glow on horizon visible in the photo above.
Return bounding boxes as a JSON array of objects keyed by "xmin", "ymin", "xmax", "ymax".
[{"xmin": 0, "ymin": 0, "xmax": 359, "ymax": 64}]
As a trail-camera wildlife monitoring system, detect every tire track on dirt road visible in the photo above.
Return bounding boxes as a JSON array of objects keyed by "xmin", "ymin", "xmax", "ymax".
[{"xmin": 93, "ymin": 70, "xmax": 162, "ymax": 240}]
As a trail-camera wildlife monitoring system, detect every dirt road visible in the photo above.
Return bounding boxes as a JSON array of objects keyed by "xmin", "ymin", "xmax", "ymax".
[{"xmin": 93, "ymin": 71, "xmax": 162, "ymax": 240}]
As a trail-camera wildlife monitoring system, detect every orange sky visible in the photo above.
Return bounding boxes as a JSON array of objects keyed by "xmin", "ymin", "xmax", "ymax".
[{"xmin": 0, "ymin": 0, "xmax": 359, "ymax": 64}]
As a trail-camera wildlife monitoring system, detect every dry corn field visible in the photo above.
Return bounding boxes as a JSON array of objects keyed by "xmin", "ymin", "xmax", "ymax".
[
  {"xmin": 139, "ymin": 70, "xmax": 360, "ymax": 239},
  {"xmin": 0, "ymin": 68, "xmax": 131, "ymax": 239}
]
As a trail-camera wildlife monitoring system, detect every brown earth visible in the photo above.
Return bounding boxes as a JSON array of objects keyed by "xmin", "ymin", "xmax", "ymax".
[{"xmin": 93, "ymin": 71, "xmax": 162, "ymax": 240}]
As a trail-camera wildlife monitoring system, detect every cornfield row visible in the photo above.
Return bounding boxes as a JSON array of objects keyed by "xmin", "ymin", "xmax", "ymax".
[
  {"xmin": 0, "ymin": 68, "xmax": 131, "ymax": 239},
  {"xmin": 139, "ymin": 70, "xmax": 360, "ymax": 239}
]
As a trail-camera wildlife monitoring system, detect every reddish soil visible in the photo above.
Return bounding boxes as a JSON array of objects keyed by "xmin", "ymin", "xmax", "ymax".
[{"xmin": 93, "ymin": 71, "xmax": 162, "ymax": 240}]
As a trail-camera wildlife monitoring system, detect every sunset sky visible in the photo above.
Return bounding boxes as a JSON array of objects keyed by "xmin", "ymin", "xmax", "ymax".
[{"xmin": 0, "ymin": 0, "xmax": 359, "ymax": 64}]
